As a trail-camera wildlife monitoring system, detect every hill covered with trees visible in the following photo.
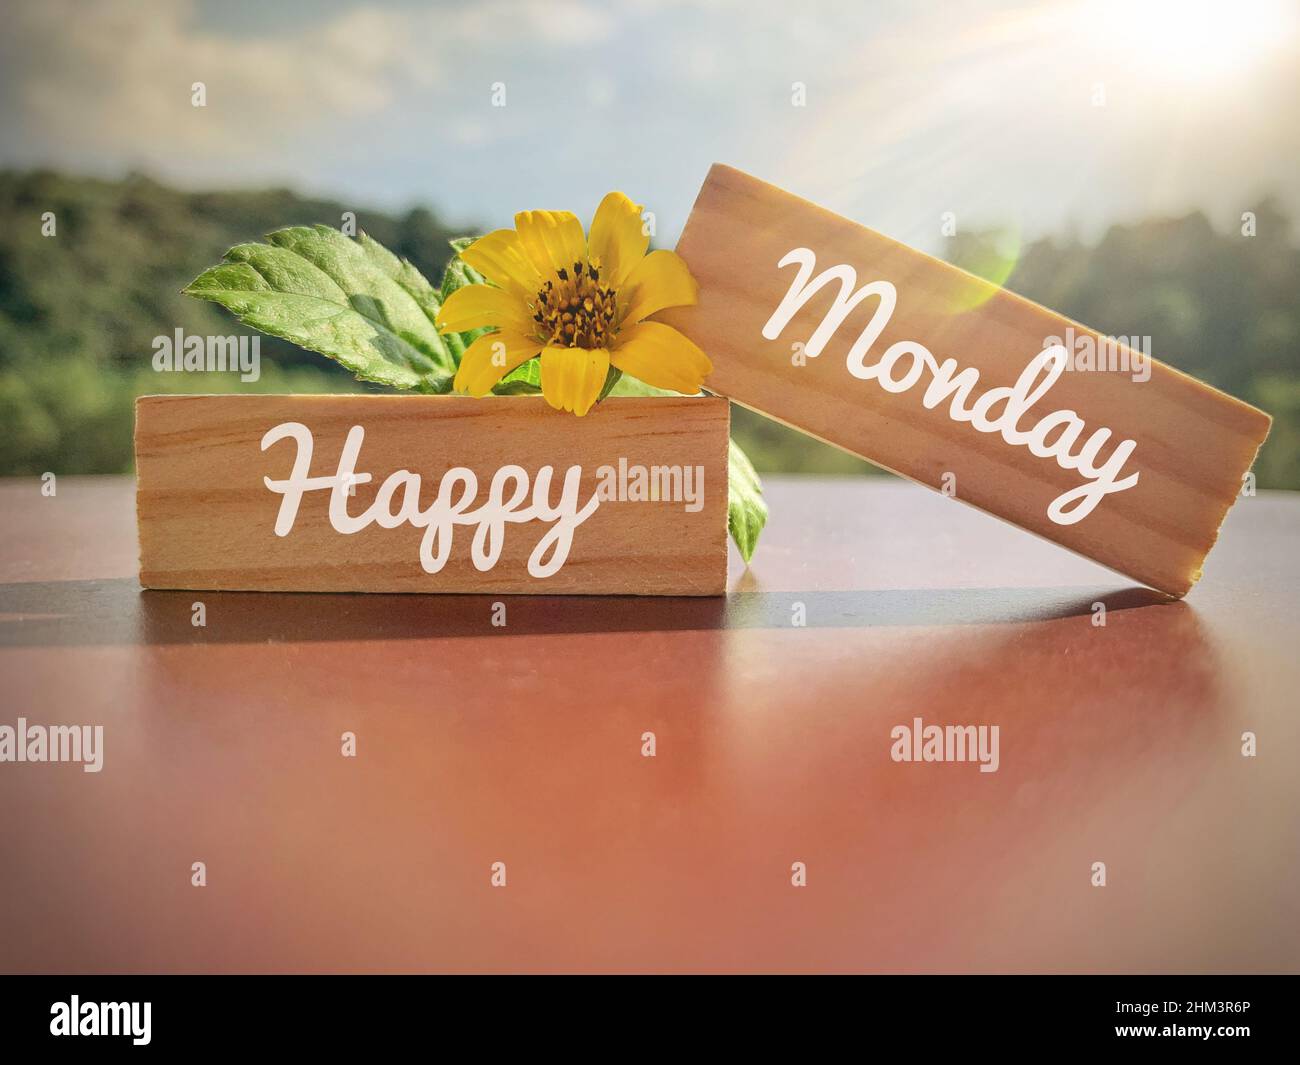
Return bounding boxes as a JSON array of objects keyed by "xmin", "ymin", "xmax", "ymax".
[
  {"xmin": 1, "ymin": 170, "xmax": 1296, "ymax": 487},
  {"xmin": 0, "ymin": 169, "xmax": 463, "ymax": 473}
]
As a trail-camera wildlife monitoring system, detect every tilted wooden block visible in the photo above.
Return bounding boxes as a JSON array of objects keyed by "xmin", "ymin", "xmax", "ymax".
[
  {"xmin": 660, "ymin": 164, "xmax": 1272, "ymax": 597},
  {"xmin": 135, "ymin": 394, "xmax": 729, "ymax": 595}
]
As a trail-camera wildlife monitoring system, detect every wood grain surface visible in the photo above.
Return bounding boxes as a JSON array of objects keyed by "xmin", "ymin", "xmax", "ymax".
[
  {"xmin": 660, "ymin": 164, "xmax": 1272, "ymax": 597},
  {"xmin": 2, "ymin": 477, "xmax": 1297, "ymax": 973},
  {"xmin": 134, "ymin": 394, "xmax": 729, "ymax": 596}
]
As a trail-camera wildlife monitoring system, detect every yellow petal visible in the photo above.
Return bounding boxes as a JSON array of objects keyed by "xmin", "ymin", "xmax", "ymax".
[
  {"xmin": 609, "ymin": 322, "xmax": 712, "ymax": 395},
  {"xmin": 453, "ymin": 330, "xmax": 543, "ymax": 397},
  {"xmin": 619, "ymin": 249, "xmax": 698, "ymax": 325},
  {"xmin": 540, "ymin": 344, "xmax": 610, "ymax": 417},
  {"xmin": 514, "ymin": 210, "xmax": 587, "ymax": 279},
  {"xmin": 436, "ymin": 284, "xmax": 535, "ymax": 335},
  {"xmin": 587, "ymin": 192, "xmax": 648, "ymax": 288},
  {"xmin": 461, "ymin": 230, "xmax": 542, "ymax": 302}
]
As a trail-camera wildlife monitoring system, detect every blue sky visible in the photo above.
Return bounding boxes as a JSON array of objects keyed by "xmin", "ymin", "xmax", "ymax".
[{"xmin": 2, "ymin": 0, "xmax": 1297, "ymax": 250}]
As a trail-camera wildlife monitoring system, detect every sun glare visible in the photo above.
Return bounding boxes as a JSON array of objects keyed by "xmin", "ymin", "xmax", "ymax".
[{"xmin": 1091, "ymin": 0, "xmax": 1294, "ymax": 84}]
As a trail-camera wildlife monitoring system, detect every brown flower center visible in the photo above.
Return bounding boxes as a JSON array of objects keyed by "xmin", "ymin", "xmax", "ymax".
[{"xmin": 531, "ymin": 260, "xmax": 618, "ymax": 349}]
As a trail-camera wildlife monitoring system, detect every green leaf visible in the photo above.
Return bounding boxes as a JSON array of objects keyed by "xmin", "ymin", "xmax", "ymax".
[
  {"xmin": 609, "ymin": 376, "xmax": 768, "ymax": 561},
  {"xmin": 596, "ymin": 365, "xmax": 624, "ymax": 403},
  {"xmin": 493, "ymin": 357, "xmax": 542, "ymax": 395},
  {"xmin": 435, "ymin": 236, "xmax": 492, "ymax": 370},
  {"xmin": 726, "ymin": 437, "xmax": 768, "ymax": 564},
  {"xmin": 183, "ymin": 224, "xmax": 455, "ymax": 390},
  {"xmin": 357, "ymin": 233, "xmax": 447, "ymax": 345},
  {"xmin": 490, "ymin": 349, "xmax": 624, "ymax": 400},
  {"xmin": 439, "ymin": 239, "xmax": 486, "ymax": 301},
  {"xmin": 606, "ymin": 374, "xmax": 683, "ymax": 398}
]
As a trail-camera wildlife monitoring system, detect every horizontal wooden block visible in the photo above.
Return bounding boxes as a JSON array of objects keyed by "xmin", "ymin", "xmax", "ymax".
[
  {"xmin": 660, "ymin": 164, "xmax": 1272, "ymax": 597},
  {"xmin": 135, "ymin": 394, "xmax": 729, "ymax": 595}
]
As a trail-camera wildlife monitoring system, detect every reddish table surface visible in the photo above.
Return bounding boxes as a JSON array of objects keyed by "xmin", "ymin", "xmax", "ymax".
[{"xmin": 1, "ymin": 476, "xmax": 1297, "ymax": 974}]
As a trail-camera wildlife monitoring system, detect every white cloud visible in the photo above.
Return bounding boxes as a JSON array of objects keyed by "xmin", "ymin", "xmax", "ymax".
[
  {"xmin": 0, "ymin": 0, "xmax": 616, "ymax": 167},
  {"xmin": 1, "ymin": 0, "xmax": 1294, "ymax": 246}
]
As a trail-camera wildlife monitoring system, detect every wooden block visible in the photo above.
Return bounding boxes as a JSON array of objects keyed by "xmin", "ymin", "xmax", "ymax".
[
  {"xmin": 134, "ymin": 394, "xmax": 729, "ymax": 595},
  {"xmin": 660, "ymin": 164, "xmax": 1272, "ymax": 597}
]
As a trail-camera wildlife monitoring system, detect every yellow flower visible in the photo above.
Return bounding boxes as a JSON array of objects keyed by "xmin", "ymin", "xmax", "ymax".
[{"xmin": 435, "ymin": 192, "xmax": 712, "ymax": 416}]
